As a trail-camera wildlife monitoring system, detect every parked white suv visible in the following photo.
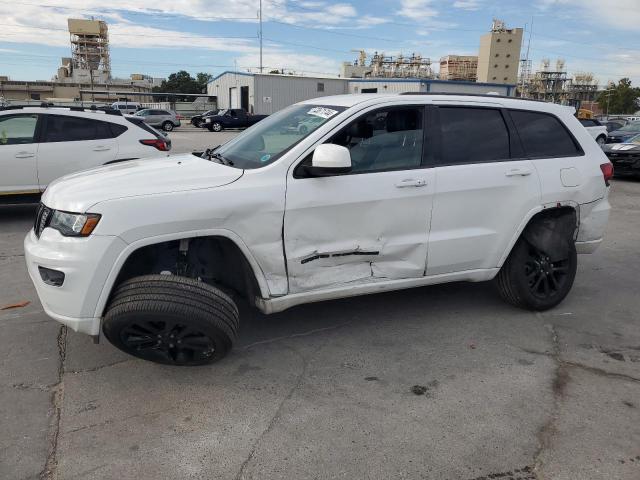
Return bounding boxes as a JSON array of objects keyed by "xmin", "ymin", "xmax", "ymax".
[
  {"xmin": 24, "ymin": 94, "xmax": 612, "ymax": 365},
  {"xmin": 1, "ymin": 106, "xmax": 171, "ymax": 201},
  {"xmin": 578, "ymin": 118, "xmax": 608, "ymax": 146}
]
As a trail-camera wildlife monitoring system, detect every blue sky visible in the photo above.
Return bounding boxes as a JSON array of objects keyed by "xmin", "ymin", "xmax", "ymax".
[{"xmin": 0, "ymin": 0, "xmax": 638, "ymax": 86}]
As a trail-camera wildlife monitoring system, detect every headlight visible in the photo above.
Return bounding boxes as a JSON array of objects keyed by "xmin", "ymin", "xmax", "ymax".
[
  {"xmin": 205, "ymin": 118, "xmax": 211, "ymax": 123},
  {"xmin": 49, "ymin": 210, "xmax": 101, "ymax": 237}
]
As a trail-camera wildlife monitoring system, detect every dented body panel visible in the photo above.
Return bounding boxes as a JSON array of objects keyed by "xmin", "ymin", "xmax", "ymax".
[{"xmin": 284, "ymin": 169, "xmax": 435, "ymax": 292}]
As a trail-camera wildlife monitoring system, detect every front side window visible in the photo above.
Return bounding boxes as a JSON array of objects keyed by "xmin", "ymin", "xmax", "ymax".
[
  {"xmin": 43, "ymin": 115, "xmax": 113, "ymax": 142},
  {"xmin": 0, "ymin": 114, "xmax": 38, "ymax": 145},
  {"xmin": 510, "ymin": 110, "xmax": 581, "ymax": 158},
  {"xmin": 327, "ymin": 107, "xmax": 424, "ymax": 173},
  {"xmin": 215, "ymin": 104, "xmax": 346, "ymax": 169},
  {"xmin": 438, "ymin": 107, "xmax": 510, "ymax": 165}
]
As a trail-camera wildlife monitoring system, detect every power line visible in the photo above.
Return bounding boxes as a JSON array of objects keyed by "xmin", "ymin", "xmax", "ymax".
[{"xmin": 0, "ymin": 23, "xmax": 257, "ymax": 39}]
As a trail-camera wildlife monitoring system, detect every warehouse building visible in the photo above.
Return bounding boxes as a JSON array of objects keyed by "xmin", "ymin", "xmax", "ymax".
[
  {"xmin": 208, "ymin": 72, "xmax": 515, "ymax": 115},
  {"xmin": 206, "ymin": 72, "xmax": 347, "ymax": 115},
  {"xmin": 348, "ymin": 78, "xmax": 513, "ymax": 96}
]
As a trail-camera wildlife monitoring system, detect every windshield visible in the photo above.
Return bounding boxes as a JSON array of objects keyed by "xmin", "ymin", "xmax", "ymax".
[
  {"xmin": 215, "ymin": 104, "xmax": 345, "ymax": 169},
  {"xmin": 627, "ymin": 134, "xmax": 640, "ymax": 144},
  {"xmin": 618, "ymin": 121, "xmax": 640, "ymax": 132}
]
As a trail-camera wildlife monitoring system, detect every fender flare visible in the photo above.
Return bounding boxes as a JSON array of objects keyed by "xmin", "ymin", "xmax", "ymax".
[{"xmin": 92, "ymin": 228, "xmax": 272, "ymax": 318}]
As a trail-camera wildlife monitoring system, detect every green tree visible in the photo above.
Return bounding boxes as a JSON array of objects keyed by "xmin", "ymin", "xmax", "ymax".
[
  {"xmin": 597, "ymin": 78, "xmax": 640, "ymax": 114},
  {"xmin": 152, "ymin": 71, "xmax": 212, "ymax": 100}
]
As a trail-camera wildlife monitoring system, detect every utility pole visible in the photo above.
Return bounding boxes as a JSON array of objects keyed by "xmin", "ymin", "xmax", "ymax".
[
  {"xmin": 520, "ymin": 18, "xmax": 533, "ymax": 98},
  {"xmin": 259, "ymin": 0, "xmax": 263, "ymax": 73}
]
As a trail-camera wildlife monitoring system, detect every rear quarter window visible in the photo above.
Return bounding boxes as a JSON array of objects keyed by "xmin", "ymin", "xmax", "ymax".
[{"xmin": 510, "ymin": 110, "xmax": 583, "ymax": 158}]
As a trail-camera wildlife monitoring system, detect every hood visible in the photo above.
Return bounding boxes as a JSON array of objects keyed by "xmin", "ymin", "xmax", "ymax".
[
  {"xmin": 608, "ymin": 129, "xmax": 639, "ymax": 139},
  {"xmin": 42, "ymin": 154, "xmax": 244, "ymax": 213},
  {"xmin": 603, "ymin": 142, "xmax": 640, "ymax": 153}
]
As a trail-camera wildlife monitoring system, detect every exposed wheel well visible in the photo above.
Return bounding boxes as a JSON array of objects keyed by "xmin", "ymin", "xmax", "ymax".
[
  {"xmin": 110, "ymin": 236, "xmax": 260, "ymax": 308},
  {"xmin": 520, "ymin": 206, "xmax": 578, "ymax": 260}
]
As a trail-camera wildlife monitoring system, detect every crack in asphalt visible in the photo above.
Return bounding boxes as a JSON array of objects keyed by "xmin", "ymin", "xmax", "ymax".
[
  {"xmin": 240, "ymin": 321, "xmax": 351, "ymax": 350},
  {"xmin": 518, "ymin": 348, "xmax": 640, "ymax": 383},
  {"xmin": 532, "ymin": 322, "xmax": 565, "ymax": 480},
  {"xmin": 234, "ymin": 344, "xmax": 309, "ymax": 480},
  {"xmin": 64, "ymin": 406, "xmax": 178, "ymax": 435},
  {"xmin": 40, "ymin": 325, "xmax": 67, "ymax": 480},
  {"xmin": 69, "ymin": 359, "xmax": 134, "ymax": 374}
]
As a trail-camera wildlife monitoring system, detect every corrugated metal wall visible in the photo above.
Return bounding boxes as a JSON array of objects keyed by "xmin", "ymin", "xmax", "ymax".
[
  {"xmin": 254, "ymin": 75, "xmax": 348, "ymax": 115},
  {"xmin": 427, "ymin": 81, "xmax": 511, "ymax": 95},
  {"xmin": 348, "ymin": 80, "xmax": 425, "ymax": 94},
  {"xmin": 207, "ymin": 73, "xmax": 254, "ymax": 111}
]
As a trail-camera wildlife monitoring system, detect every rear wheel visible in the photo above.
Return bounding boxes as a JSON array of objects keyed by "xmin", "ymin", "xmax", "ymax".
[
  {"xmin": 596, "ymin": 135, "xmax": 606, "ymax": 146},
  {"xmin": 162, "ymin": 121, "xmax": 174, "ymax": 132},
  {"xmin": 103, "ymin": 275, "xmax": 239, "ymax": 366},
  {"xmin": 211, "ymin": 122, "xmax": 223, "ymax": 132},
  {"xmin": 496, "ymin": 237, "xmax": 577, "ymax": 311}
]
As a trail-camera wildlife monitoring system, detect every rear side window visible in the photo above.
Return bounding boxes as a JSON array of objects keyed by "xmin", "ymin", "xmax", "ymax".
[
  {"xmin": 510, "ymin": 110, "xmax": 581, "ymax": 158},
  {"xmin": 108, "ymin": 123, "xmax": 127, "ymax": 137},
  {"xmin": 438, "ymin": 107, "xmax": 510, "ymax": 165},
  {"xmin": 0, "ymin": 114, "xmax": 38, "ymax": 145},
  {"xmin": 43, "ymin": 115, "xmax": 115, "ymax": 142}
]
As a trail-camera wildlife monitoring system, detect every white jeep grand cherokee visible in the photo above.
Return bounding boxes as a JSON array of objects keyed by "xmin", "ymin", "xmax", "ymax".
[{"xmin": 25, "ymin": 94, "xmax": 612, "ymax": 365}]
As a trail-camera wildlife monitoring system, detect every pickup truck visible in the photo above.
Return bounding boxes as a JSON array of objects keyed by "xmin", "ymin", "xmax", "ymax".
[
  {"xmin": 578, "ymin": 118, "xmax": 608, "ymax": 146},
  {"xmin": 204, "ymin": 109, "xmax": 267, "ymax": 132}
]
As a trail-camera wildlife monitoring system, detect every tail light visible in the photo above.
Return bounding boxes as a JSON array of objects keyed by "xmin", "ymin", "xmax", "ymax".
[
  {"xmin": 600, "ymin": 162, "xmax": 613, "ymax": 186},
  {"xmin": 176, "ymin": 114, "xmax": 183, "ymax": 120},
  {"xmin": 140, "ymin": 138, "xmax": 170, "ymax": 151}
]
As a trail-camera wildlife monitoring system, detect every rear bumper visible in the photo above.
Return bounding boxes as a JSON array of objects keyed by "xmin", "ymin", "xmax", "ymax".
[
  {"xmin": 24, "ymin": 229, "xmax": 126, "ymax": 336},
  {"xmin": 576, "ymin": 196, "xmax": 610, "ymax": 254}
]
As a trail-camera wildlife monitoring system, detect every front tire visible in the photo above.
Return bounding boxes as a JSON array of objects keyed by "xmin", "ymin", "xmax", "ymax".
[
  {"xmin": 162, "ymin": 121, "xmax": 174, "ymax": 132},
  {"xmin": 103, "ymin": 275, "xmax": 239, "ymax": 366},
  {"xmin": 596, "ymin": 135, "xmax": 606, "ymax": 146},
  {"xmin": 496, "ymin": 237, "xmax": 577, "ymax": 311}
]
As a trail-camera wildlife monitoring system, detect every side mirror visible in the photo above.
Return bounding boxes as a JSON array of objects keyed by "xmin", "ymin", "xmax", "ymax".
[{"xmin": 305, "ymin": 144, "xmax": 352, "ymax": 177}]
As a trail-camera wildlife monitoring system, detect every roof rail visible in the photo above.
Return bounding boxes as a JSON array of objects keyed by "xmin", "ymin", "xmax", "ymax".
[
  {"xmin": 398, "ymin": 91, "xmax": 548, "ymax": 103},
  {"xmin": 0, "ymin": 104, "xmax": 122, "ymax": 116}
]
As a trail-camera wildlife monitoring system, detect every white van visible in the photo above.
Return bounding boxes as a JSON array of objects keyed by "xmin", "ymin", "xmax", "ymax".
[{"xmin": 111, "ymin": 101, "xmax": 141, "ymax": 115}]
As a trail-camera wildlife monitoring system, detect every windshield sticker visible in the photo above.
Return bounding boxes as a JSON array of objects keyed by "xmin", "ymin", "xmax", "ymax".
[
  {"xmin": 307, "ymin": 107, "xmax": 339, "ymax": 119},
  {"xmin": 260, "ymin": 154, "xmax": 272, "ymax": 162}
]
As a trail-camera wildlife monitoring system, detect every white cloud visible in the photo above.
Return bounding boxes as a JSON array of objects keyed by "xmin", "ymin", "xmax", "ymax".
[
  {"xmin": 397, "ymin": 0, "xmax": 439, "ymax": 20},
  {"xmin": 235, "ymin": 51, "xmax": 340, "ymax": 77},
  {"xmin": 535, "ymin": 0, "xmax": 640, "ymax": 30},
  {"xmin": 453, "ymin": 0, "xmax": 481, "ymax": 10}
]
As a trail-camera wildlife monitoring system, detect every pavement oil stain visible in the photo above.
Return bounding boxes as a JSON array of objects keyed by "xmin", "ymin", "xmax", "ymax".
[
  {"xmin": 364, "ymin": 376, "xmax": 379, "ymax": 381},
  {"xmin": 464, "ymin": 465, "xmax": 535, "ymax": 480},
  {"xmin": 411, "ymin": 380, "xmax": 439, "ymax": 396}
]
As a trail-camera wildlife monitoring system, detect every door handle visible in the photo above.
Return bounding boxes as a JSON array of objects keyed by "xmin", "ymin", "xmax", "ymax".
[
  {"xmin": 395, "ymin": 178, "xmax": 427, "ymax": 188},
  {"xmin": 15, "ymin": 152, "xmax": 35, "ymax": 158},
  {"xmin": 505, "ymin": 168, "xmax": 533, "ymax": 177},
  {"xmin": 93, "ymin": 146, "xmax": 111, "ymax": 152}
]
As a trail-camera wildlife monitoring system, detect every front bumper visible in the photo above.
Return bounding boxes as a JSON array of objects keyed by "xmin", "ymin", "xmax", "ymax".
[{"xmin": 24, "ymin": 229, "xmax": 127, "ymax": 336}]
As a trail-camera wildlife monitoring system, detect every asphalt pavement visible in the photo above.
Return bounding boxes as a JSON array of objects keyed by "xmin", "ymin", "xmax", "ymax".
[{"xmin": 0, "ymin": 128, "xmax": 638, "ymax": 479}]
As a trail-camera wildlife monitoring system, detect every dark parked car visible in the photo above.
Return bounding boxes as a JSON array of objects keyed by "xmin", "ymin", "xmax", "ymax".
[
  {"xmin": 190, "ymin": 110, "xmax": 219, "ymax": 128},
  {"xmin": 603, "ymin": 133, "xmax": 640, "ymax": 178},
  {"xmin": 604, "ymin": 120, "xmax": 625, "ymax": 132},
  {"xmin": 204, "ymin": 108, "xmax": 268, "ymax": 132},
  {"xmin": 606, "ymin": 120, "xmax": 640, "ymax": 143}
]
